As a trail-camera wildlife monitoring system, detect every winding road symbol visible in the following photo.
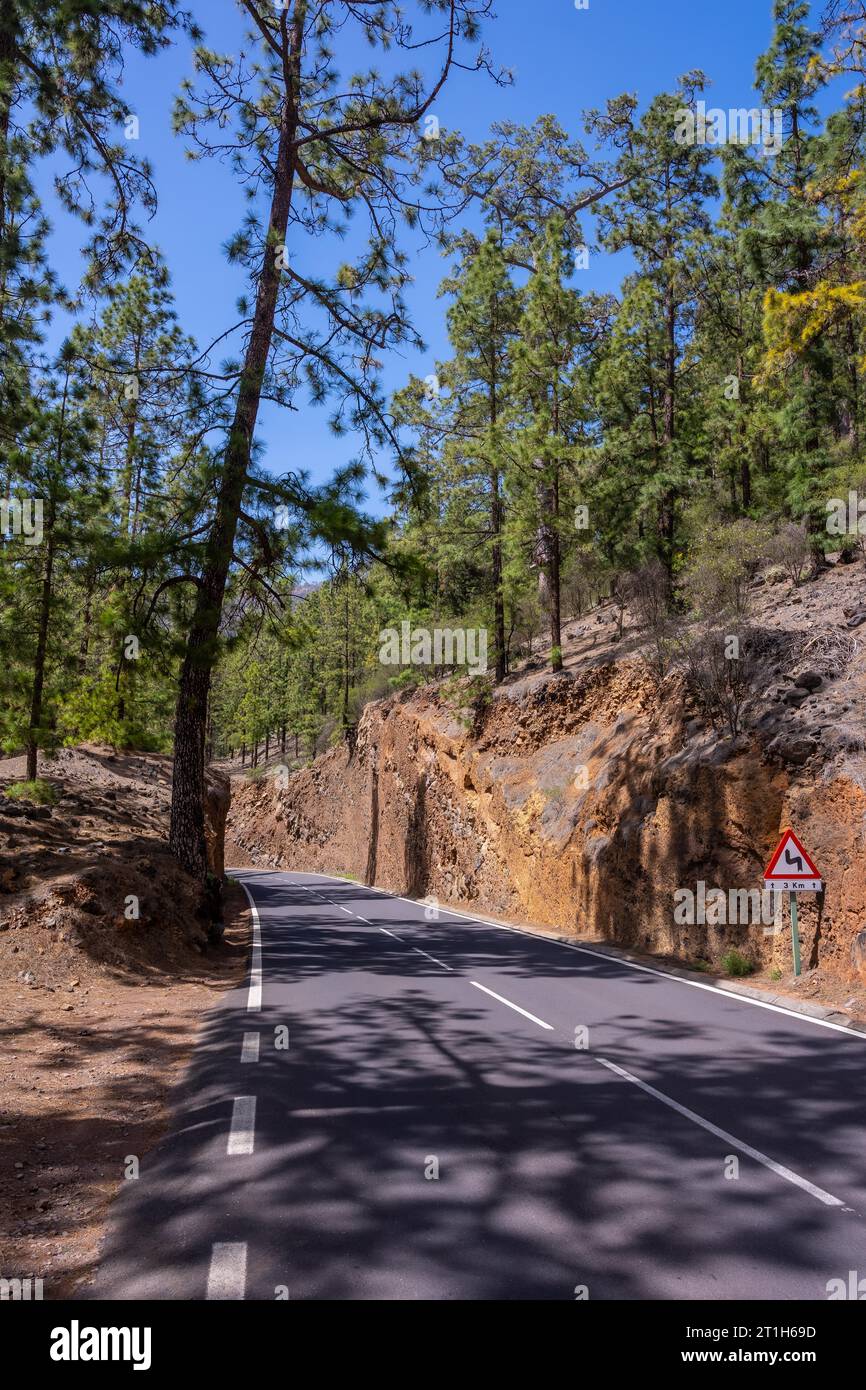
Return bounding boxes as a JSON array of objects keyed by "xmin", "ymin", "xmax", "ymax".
[{"xmin": 784, "ymin": 847, "xmax": 804, "ymax": 875}]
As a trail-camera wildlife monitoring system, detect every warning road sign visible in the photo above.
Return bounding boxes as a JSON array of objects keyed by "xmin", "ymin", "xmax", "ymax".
[{"xmin": 763, "ymin": 828, "xmax": 822, "ymax": 893}]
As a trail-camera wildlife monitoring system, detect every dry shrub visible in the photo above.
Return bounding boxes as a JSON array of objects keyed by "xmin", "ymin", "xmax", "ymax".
[
  {"xmin": 684, "ymin": 625, "xmax": 759, "ymax": 737},
  {"xmin": 765, "ymin": 521, "xmax": 811, "ymax": 587}
]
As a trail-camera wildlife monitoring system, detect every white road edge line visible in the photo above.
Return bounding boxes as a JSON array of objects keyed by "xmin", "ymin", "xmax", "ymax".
[
  {"xmin": 597, "ymin": 1056, "xmax": 845, "ymax": 1208},
  {"xmin": 227, "ymin": 1096, "xmax": 256, "ymax": 1156},
  {"xmin": 241, "ymin": 1032, "xmax": 260, "ymax": 1064},
  {"xmin": 471, "ymin": 981, "xmax": 554, "ymax": 1031},
  {"xmin": 237, "ymin": 881, "xmax": 262, "ymax": 1012},
  {"xmin": 206, "ymin": 1242, "xmax": 247, "ymax": 1300}
]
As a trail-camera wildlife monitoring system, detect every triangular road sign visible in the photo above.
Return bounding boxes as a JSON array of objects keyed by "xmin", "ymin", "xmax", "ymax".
[{"xmin": 764, "ymin": 828, "xmax": 822, "ymax": 891}]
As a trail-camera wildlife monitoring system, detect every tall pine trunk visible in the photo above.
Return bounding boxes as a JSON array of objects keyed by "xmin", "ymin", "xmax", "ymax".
[
  {"xmin": 533, "ymin": 458, "xmax": 562, "ymax": 674},
  {"xmin": 341, "ymin": 580, "xmax": 350, "ymax": 732},
  {"xmin": 490, "ymin": 365, "xmax": 505, "ymax": 683},
  {"xmin": 548, "ymin": 474, "xmax": 562, "ymax": 674},
  {"xmin": 26, "ymin": 372, "xmax": 67, "ymax": 779},
  {"xmin": 491, "ymin": 485, "xmax": 505, "ymax": 683},
  {"xmin": 658, "ymin": 283, "xmax": 677, "ymax": 577},
  {"xmin": 78, "ymin": 571, "xmax": 94, "ymax": 673},
  {"xmin": 169, "ymin": 83, "xmax": 299, "ymax": 878},
  {"xmin": 26, "ymin": 527, "xmax": 54, "ymax": 781}
]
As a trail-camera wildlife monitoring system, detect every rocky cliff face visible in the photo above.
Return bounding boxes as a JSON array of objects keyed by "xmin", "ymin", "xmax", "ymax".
[{"xmin": 229, "ymin": 562, "xmax": 866, "ymax": 998}]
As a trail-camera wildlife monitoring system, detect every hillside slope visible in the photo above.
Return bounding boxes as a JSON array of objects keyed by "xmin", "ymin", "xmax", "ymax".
[{"xmin": 0, "ymin": 746, "xmax": 243, "ymax": 1298}]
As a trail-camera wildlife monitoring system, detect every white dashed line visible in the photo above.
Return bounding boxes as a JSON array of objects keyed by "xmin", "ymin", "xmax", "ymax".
[
  {"xmin": 238, "ymin": 882, "xmax": 262, "ymax": 1012},
  {"xmin": 596, "ymin": 1056, "xmax": 846, "ymax": 1208},
  {"xmin": 470, "ymin": 981, "xmax": 554, "ymax": 1030},
  {"xmin": 206, "ymin": 1242, "xmax": 247, "ymax": 1300},
  {"xmin": 241, "ymin": 1032, "xmax": 260, "ymax": 1064},
  {"xmin": 300, "ymin": 882, "xmax": 371, "ymax": 926},
  {"xmin": 307, "ymin": 881, "xmax": 447, "ymax": 966},
  {"xmin": 410, "ymin": 946, "xmax": 452, "ymax": 971},
  {"xmin": 340, "ymin": 905, "xmax": 372, "ymax": 924},
  {"xmin": 227, "ymin": 1096, "xmax": 256, "ymax": 1156}
]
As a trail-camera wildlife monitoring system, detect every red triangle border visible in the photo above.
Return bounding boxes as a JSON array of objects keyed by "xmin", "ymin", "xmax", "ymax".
[{"xmin": 764, "ymin": 827, "xmax": 821, "ymax": 880}]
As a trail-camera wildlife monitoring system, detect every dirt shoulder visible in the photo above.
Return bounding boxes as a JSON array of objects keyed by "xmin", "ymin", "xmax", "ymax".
[
  {"xmin": 0, "ymin": 745, "xmax": 249, "ymax": 1299},
  {"xmin": 0, "ymin": 886, "xmax": 249, "ymax": 1300}
]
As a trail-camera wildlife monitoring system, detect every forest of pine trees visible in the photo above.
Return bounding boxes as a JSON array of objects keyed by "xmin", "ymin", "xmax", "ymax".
[{"xmin": 4, "ymin": 1, "xmax": 866, "ymax": 883}]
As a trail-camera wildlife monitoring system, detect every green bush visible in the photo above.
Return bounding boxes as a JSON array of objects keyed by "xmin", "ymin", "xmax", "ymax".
[
  {"xmin": 4, "ymin": 779, "xmax": 58, "ymax": 805},
  {"xmin": 721, "ymin": 949, "xmax": 754, "ymax": 978},
  {"xmin": 56, "ymin": 671, "xmax": 172, "ymax": 753},
  {"xmin": 682, "ymin": 518, "xmax": 768, "ymax": 622},
  {"xmin": 389, "ymin": 667, "xmax": 421, "ymax": 693}
]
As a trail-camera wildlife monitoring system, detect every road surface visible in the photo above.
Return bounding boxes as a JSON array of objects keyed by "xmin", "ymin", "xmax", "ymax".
[{"xmin": 90, "ymin": 870, "xmax": 866, "ymax": 1300}]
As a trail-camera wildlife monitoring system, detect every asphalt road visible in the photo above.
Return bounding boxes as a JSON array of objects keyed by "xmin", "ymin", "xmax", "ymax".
[{"xmin": 90, "ymin": 869, "xmax": 866, "ymax": 1300}]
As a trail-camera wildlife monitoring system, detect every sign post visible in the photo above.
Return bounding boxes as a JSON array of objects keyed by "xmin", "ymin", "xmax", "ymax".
[
  {"xmin": 763, "ymin": 829, "xmax": 822, "ymax": 979},
  {"xmin": 789, "ymin": 895, "xmax": 801, "ymax": 978}
]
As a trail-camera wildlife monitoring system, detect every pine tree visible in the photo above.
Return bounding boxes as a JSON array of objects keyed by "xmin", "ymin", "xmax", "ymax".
[
  {"xmin": 509, "ymin": 218, "xmax": 597, "ymax": 672},
  {"xmin": 727, "ymin": 1, "xmax": 834, "ymax": 529},
  {"xmin": 0, "ymin": 2, "xmax": 193, "ymax": 283},
  {"xmin": 443, "ymin": 233, "xmax": 519, "ymax": 681},
  {"xmin": 1, "ymin": 346, "xmax": 108, "ymax": 776},
  {"xmin": 597, "ymin": 76, "xmax": 718, "ymax": 575},
  {"xmin": 165, "ymin": 0, "xmax": 501, "ymax": 879},
  {"xmin": 394, "ymin": 231, "xmax": 519, "ymax": 682}
]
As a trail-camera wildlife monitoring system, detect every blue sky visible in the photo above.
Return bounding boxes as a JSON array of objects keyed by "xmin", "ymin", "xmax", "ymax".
[{"xmin": 40, "ymin": 1, "xmax": 830, "ymax": 511}]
